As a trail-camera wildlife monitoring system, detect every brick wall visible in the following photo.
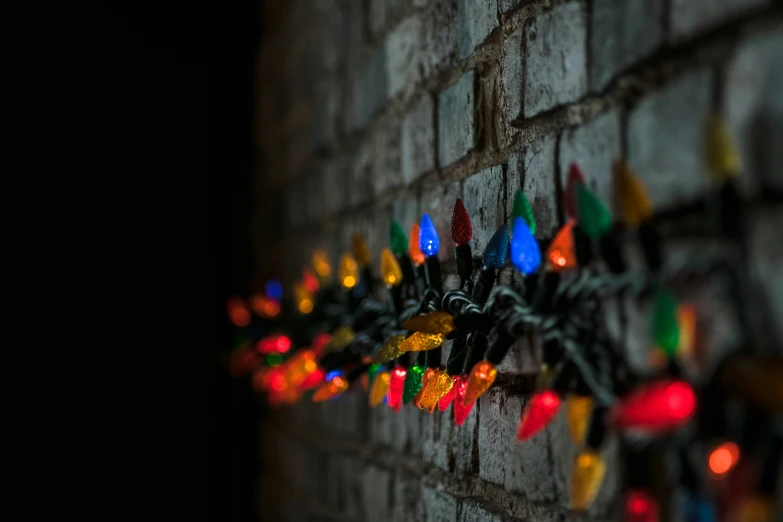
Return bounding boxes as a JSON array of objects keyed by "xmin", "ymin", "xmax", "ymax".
[{"xmin": 256, "ymin": 0, "xmax": 783, "ymax": 520}]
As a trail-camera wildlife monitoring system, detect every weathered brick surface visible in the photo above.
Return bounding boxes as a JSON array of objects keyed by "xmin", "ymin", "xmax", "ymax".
[
  {"xmin": 258, "ymin": 0, "xmax": 783, "ymax": 520},
  {"xmin": 438, "ymin": 70, "xmax": 476, "ymax": 167},
  {"xmin": 523, "ymin": 2, "xmax": 588, "ymax": 117}
]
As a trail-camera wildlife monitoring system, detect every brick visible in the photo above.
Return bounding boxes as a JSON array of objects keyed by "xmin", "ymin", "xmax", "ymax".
[
  {"xmin": 558, "ymin": 109, "xmax": 621, "ymax": 215},
  {"xmin": 454, "ymin": 387, "xmax": 478, "ymax": 472},
  {"xmin": 349, "ymin": 141, "xmax": 374, "ymax": 208},
  {"xmin": 419, "ymin": 179, "xmax": 464, "ymax": 262},
  {"xmin": 497, "ymin": 336, "xmax": 539, "ymax": 375},
  {"xmin": 392, "ymin": 196, "xmax": 420, "ymax": 232},
  {"xmin": 627, "ymin": 69, "xmax": 713, "ymax": 209},
  {"xmin": 458, "ymin": 499, "xmax": 504, "ymax": 522},
  {"xmin": 723, "ymin": 28, "xmax": 783, "ymax": 193},
  {"xmin": 499, "ymin": 0, "xmax": 528, "ymax": 14},
  {"xmin": 439, "ymin": 70, "xmax": 476, "ymax": 167},
  {"xmin": 342, "ymin": 456, "xmax": 366, "ymax": 520},
  {"xmin": 312, "ymin": 0, "xmax": 345, "ymax": 73},
  {"xmin": 421, "ymin": 0, "xmax": 459, "ymax": 79},
  {"xmin": 405, "ymin": 400, "xmax": 423, "ymax": 454},
  {"xmin": 386, "ymin": 15, "xmax": 423, "ymax": 99},
  {"xmin": 391, "ymin": 473, "xmax": 423, "ymax": 522},
  {"xmin": 402, "ymin": 94, "xmax": 436, "ymax": 185},
  {"xmin": 362, "ymin": 466, "xmax": 391, "ymax": 521},
  {"xmin": 523, "ymin": 2, "xmax": 588, "ymax": 117},
  {"xmin": 745, "ymin": 207, "xmax": 783, "ymax": 350},
  {"xmin": 508, "ymin": 133, "xmax": 559, "ymax": 239},
  {"xmin": 372, "ymin": 116, "xmax": 403, "ymax": 197},
  {"xmin": 458, "ymin": 0, "xmax": 499, "ymax": 60},
  {"xmin": 500, "ymin": 26, "xmax": 523, "ymax": 124},
  {"xmin": 670, "ymin": 0, "xmax": 771, "ymax": 41},
  {"xmin": 312, "ymin": 80, "xmax": 341, "ymax": 148},
  {"xmin": 463, "ymin": 165, "xmax": 505, "ymax": 257},
  {"xmin": 590, "ymin": 0, "xmax": 665, "ymax": 91},
  {"xmin": 324, "ymin": 157, "xmax": 349, "ymax": 216},
  {"xmin": 369, "ymin": 0, "xmax": 406, "ymax": 39},
  {"xmin": 349, "ymin": 48, "xmax": 388, "ymax": 130},
  {"xmin": 421, "ymin": 484, "xmax": 458, "ymax": 522}
]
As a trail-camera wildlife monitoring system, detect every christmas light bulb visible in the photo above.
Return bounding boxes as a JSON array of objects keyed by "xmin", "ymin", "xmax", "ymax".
[
  {"xmin": 454, "ymin": 378, "xmax": 475, "ymax": 425},
  {"xmin": 511, "ymin": 190, "xmax": 536, "ymax": 235},
  {"xmin": 418, "ymin": 369, "xmax": 455, "ymax": 409},
  {"xmin": 451, "ymin": 198, "xmax": 473, "ymax": 245},
  {"xmin": 387, "ymin": 367, "xmax": 407, "ymax": 410},
  {"xmin": 380, "ymin": 247, "xmax": 403, "ymax": 287},
  {"xmin": 399, "ymin": 332, "xmax": 444, "ymax": 352},
  {"xmin": 368, "ymin": 363, "xmax": 382, "ymax": 387},
  {"xmin": 706, "ymin": 114, "xmax": 741, "ymax": 182},
  {"xmin": 300, "ymin": 367, "xmax": 325, "ymax": 390},
  {"xmin": 677, "ymin": 304, "xmax": 697, "ymax": 358},
  {"xmin": 372, "ymin": 335, "xmax": 407, "ymax": 364},
  {"xmin": 390, "ymin": 221, "xmax": 408, "ymax": 257},
  {"xmin": 576, "ymin": 183, "xmax": 612, "ymax": 240},
  {"xmin": 283, "ymin": 349, "xmax": 317, "ymax": 386},
  {"xmin": 652, "ymin": 288, "xmax": 680, "ymax": 357},
  {"xmin": 414, "ymin": 368, "xmax": 436, "ymax": 409},
  {"xmin": 312, "ymin": 376, "xmax": 349, "ymax": 402},
  {"xmin": 369, "ymin": 371, "xmax": 390, "ymax": 407},
  {"xmin": 511, "ymin": 217, "xmax": 541, "ymax": 275},
  {"xmin": 462, "ymin": 361, "xmax": 497, "ymax": 406},
  {"xmin": 326, "ymin": 326, "xmax": 354, "ymax": 352},
  {"xmin": 249, "ymin": 294, "xmax": 281, "ymax": 318},
  {"xmin": 626, "ymin": 489, "xmax": 659, "ymax": 522},
  {"xmin": 265, "ymin": 280, "xmax": 283, "ymax": 302},
  {"xmin": 735, "ymin": 495, "xmax": 774, "ymax": 522},
  {"xmin": 338, "ymin": 253, "xmax": 360, "ymax": 289},
  {"xmin": 227, "ymin": 296, "xmax": 251, "ymax": 327},
  {"xmin": 565, "ymin": 163, "xmax": 586, "ymax": 219},
  {"xmin": 708, "ymin": 441, "xmax": 740, "ymax": 477},
  {"xmin": 311, "ymin": 333, "xmax": 331, "ymax": 357},
  {"xmin": 419, "ymin": 214, "xmax": 440, "ymax": 257},
  {"xmin": 400, "ymin": 311, "xmax": 455, "ymax": 335},
  {"xmin": 571, "ymin": 450, "xmax": 606, "ymax": 511},
  {"xmin": 403, "ymin": 365, "xmax": 424, "ymax": 404},
  {"xmin": 615, "ymin": 161, "xmax": 653, "ymax": 227},
  {"xmin": 566, "ymin": 395, "xmax": 594, "ymax": 445},
  {"xmin": 294, "ymin": 282, "xmax": 314, "ymax": 314},
  {"xmin": 612, "ymin": 380, "xmax": 696, "ymax": 433},
  {"xmin": 409, "ymin": 223, "xmax": 426, "ymax": 265},
  {"xmin": 302, "ymin": 268, "xmax": 320, "ymax": 293},
  {"xmin": 312, "ymin": 249, "xmax": 332, "ymax": 278},
  {"xmin": 482, "ymin": 224, "xmax": 509, "ymax": 270},
  {"xmin": 546, "ymin": 219, "xmax": 578, "ymax": 271},
  {"xmin": 256, "ymin": 334, "xmax": 292, "ymax": 354},
  {"xmin": 352, "ymin": 233, "xmax": 371, "ymax": 268},
  {"xmin": 517, "ymin": 390, "xmax": 561, "ymax": 441},
  {"xmin": 438, "ymin": 375, "xmax": 460, "ymax": 411}
]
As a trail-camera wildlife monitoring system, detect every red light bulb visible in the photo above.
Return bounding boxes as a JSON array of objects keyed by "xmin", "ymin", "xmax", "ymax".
[
  {"xmin": 517, "ymin": 390, "xmax": 561, "ymax": 441},
  {"xmin": 708, "ymin": 441, "xmax": 740, "ymax": 477},
  {"xmin": 303, "ymin": 268, "xmax": 320, "ymax": 293},
  {"xmin": 276, "ymin": 336, "xmax": 291, "ymax": 353},
  {"xmin": 451, "ymin": 198, "xmax": 473, "ymax": 245},
  {"xmin": 453, "ymin": 378, "xmax": 475, "ymax": 426},
  {"xmin": 565, "ymin": 163, "xmax": 586, "ymax": 219},
  {"xmin": 300, "ymin": 368, "xmax": 325, "ymax": 390},
  {"xmin": 387, "ymin": 367, "xmax": 407, "ymax": 411},
  {"xmin": 612, "ymin": 380, "xmax": 696, "ymax": 433},
  {"xmin": 439, "ymin": 375, "xmax": 460, "ymax": 411},
  {"xmin": 625, "ymin": 490, "xmax": 658, "ymax": 522},
  {"xmin": 227, "ymin": 296, "xmax": 251, "ymax": 327}
]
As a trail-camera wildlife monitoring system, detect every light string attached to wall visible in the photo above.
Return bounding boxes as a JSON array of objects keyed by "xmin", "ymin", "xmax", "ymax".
[{"xmin": 227, "ymin": 115, "xmax": 782, "ymax": 522}]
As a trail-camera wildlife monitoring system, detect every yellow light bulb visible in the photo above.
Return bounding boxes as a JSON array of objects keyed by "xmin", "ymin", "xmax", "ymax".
[
  {"xmin": 565, "ymin": 395, "xmax": 594, "ymax": 445},
  {"xmin": 706, "ymin": 113, "xmax": 742, "ymax": 182},
  {"xmin": 369, "ymin": 371, "xmax": 390, "ymax": 407},
  {"xmin": 400, "ymin": 311, "xmax": 455, "ymax": 335},
  {"xmin": 352, "ymin": 233, "xmax": 371, "ymax": 268},
  {"xmin": 312, "ymin": 376, "xmax": 349, "ymax": 402},
  {"xmin": 380, "ymin": 248, "xmax": 403, "ymax": 287},
  {"xmin": 294, "ymin": 283, "xmax": 314, "ymax": 314},
  {"xmin": 338, "ymin": 253, "xmax": 359, "ymax": 289},
  {"xmin": 326, "ymin": 326, "xmax": 355, "ymax": 352},
  {"xmin": 372, "ymin": 335, "xmax": 406, "ymax": 364},
  {"xmin": 417, "ymin": 370, "xmax": 454, "ymax": 409},
  {"xmin": 615, "ymin": 160, "xmax": 653, "ymax": 227},
  {"xmin": 398, "ymin": 332, "xmax": 444, "ymax": 352},
  {"xmin": 736, "ymin": 495, "xmax": 774, "ymax": 522},
  {"xmin": 571, "ymin": 450, "xmax": 606, "ymax": 511},
  {"xmin": 461, "ymin": 361, "xmax": 497, "ymax": 406},
  {"xmin": 312, "ymin": 249, "xmax": 332, "ymax": 278},
  {"xmin": 414, "ymin": 368, "xmax": 436, "ymax": 408}
]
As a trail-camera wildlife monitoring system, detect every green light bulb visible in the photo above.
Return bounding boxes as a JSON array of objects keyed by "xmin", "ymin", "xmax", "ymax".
[
  {"xmin": 368, "ymin": 363, "xmax": 382, "ymax": 387},
  {"xmin": 511, "ymin": 190, "xmax": 536, "ymax": 235},
  {"xmin": 402, "ymin": 365, "xmax": 424, "ymax": 404},
  {"xmin": 390, "ymin": 221, "xmax": 408, "ymax": 257},
  {"xmin": 575, "ymin": 184, "xmax": 612, "ymax": 239},
  {"xmin": 652, "ymin": 287, "xmax": 680, "ymax": 356}
]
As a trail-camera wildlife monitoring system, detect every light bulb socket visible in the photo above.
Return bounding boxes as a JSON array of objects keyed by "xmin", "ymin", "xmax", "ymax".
[
  {"xmin": 426, "ymin": 346, "xmax": 442, "ymax": 369},
  {"xmin": 532, "ymin": 271, "xmax": 560, "ymax": 314},
  {"xmin": 424, "ymin": 256, "xmax": 442, "ymax": 290},
  {"xmin": 414, "ymin": 264, "xmax": 427, "ymax": 295},
  {"xmin": 485, "ymin": 326, "xmax": 516, "ymax": 366},
  {"xmin": 599, "ymin": 232, "xmax": 626, "ymax": 274},
  {"xmin": 390, "ymin": 285, "xmax": 404, "ymax": 315},
  {"xmin": 585, "ymin": 405, "xmax": 608, "ymax": 450},
  {"xmin": 462, "ymin": 333, "xmax": 488, "ymax": 375},
  {"xmin": 718, "ymin": 179, "xmax": 744, "ymax": 244},
  {"xmin": 398, "ymin": 254, "xmax": 416, "ymax": 285},
  {"xmin": 542, "ymin": 339, "xmax": 564, "ymax": 367},
  {"xmin": 551, "ymin": 361, "xmax": 576, "ymax": 393},
  {"xmin": 455, "ymin": 244, "xmax": 473, "ymax": 281},
  {"xmin": 415, "ymin": 351, "xmax": 426, "ymax": 367},
  {"xmin": 446, "ymin": 336, "xmax": 468, "ymax": 376},
  {"xmin": 471, "ymin": 268, "xmax": 496, "ymax": 305},
  {"xmin": 638, "ymin": 223, "xmax": 662, "ymax": 272},
  {"xmin": 573, "ymin": 224, "xmax": 593, "ymax": 266},
  {"xmin": 454, "ymin": 312, "xmax": 494, "ymax": 335}
]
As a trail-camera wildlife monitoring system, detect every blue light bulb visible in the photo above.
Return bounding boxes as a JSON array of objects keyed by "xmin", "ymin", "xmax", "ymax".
[
  {"xmin": 511, "ymin": 217, "xmax": 541, "ymax": 275},
  {"xmin": 419, "ymin": 214, "xmax": 440, "ymax": 257},
  {"xmin": 482, "ymin": 224, "xmax": 509, "ymax": 270},
  {"xmin": 325, "ymin": 370, "xmax": 342, "ymax": 382},
  {"xmin": 265, "ymin": 280, "xmax": 283, "ymax": 302}
]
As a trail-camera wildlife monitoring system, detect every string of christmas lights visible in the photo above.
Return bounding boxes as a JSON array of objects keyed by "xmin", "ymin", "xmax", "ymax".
[{"xmin": 228, "ymin": 115, "xmax": 782, "ymax": 522}]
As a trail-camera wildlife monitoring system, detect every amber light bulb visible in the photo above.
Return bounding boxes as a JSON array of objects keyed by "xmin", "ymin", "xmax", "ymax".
[
  {"xmin": 517, "ymin": 390, "xmax": 561, "ymax": 441},
  {"xmin": 312, "ymin": 249, "xmax": 332, "ymax": 279},
  {"xmin": 380, "ymin": 248, "xmax": 403, "ymax": 287},
  {"xmin": 566, "ymin": 395, "xmax": 594, "ymax": 445},
  {"xmin": 372, "ymin": 335, "xmax": 407, "ymax": 364},
  {"xmin": 312, "ymin": 376, "xmax": 349, "ymax": 402},
  {"xmin": 408, "ymin": 223, "xmax": 426, "ymax": 265},
  {"xmin": 399, "ymin": 332, "xmax": 444, "ymax": 352},
  {"xmin": 571, "ymin": 449, "xmax": 606, "ymax": 511},
  {"xmin": 547, "ymin": 219, "xmax": 577, "ymax": 271},
  {"xmin": 400, "ymin": 311, "xmax": 455, "ymax": 335},
  {"xmin": 387, "ymin": 367, "xmax": 407, "ymax": 411},
  {"xmin": 615, "ymin": 160, "xmax": 653, "ymax": 227},
  {"xmin": 414, "ymin": 368, "xmax": 436, "ymax": 408},
  {"xmin": 451, "ymin": 198, "xmax": 473, "ymax": 245},
  {"xmin": 294, "ymin": 282, "xmax": 314, "ymax": 314},
  {"xmin": 338, "ymin": 253, "xmax": 360, "ymax": 289},
  {"xmin": 462, "ymin": 361, "xmax": 497, "ymax": 406},
  {"xmin": 369, "ymin": 371, "xmax": 390, "ymax": 407},
  {"xmin": 418, "ymin": 369, "xmax": 455, "ymax": 409}
]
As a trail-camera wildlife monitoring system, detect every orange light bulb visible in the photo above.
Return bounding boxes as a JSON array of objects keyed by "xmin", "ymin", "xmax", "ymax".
[
  {"xmin": 462, "ymin": 361, "xmax": 497, "ymax": 406},
  {"xmin": 400, "ymin": 311, "xmax": 455, "ymax": 335},
  {"xmin": 414, "ymin": 368, "xmax": 436, "ymax": 408},
  {"xmin": 312, "ymin": 249, "xmax": 332, "ymax": 279},
  {"xmin": 566, "ymin": 395, "xmax": 593, "ymax": 445},
  {"xmin": 312, "ymin": 376, "xmax": 349, "ymax": 402},
  {"xmin": 708, "ymin": 441, "xmax": 740, "ymax": 477},
  {"xmin": 418, "ymin": 369, "xmax": 455, "ymax": 409},
  {"xmin": 546, "ymin": 219, "xmax": 577, "ymax": 272},
  {"xmin": 409, "ymin": 223, "xmax": 426, "ymax": 265}
]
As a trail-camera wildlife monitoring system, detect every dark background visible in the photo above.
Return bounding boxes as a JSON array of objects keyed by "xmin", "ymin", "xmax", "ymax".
[{"xmin": 9, "ymin": 2, "xmax": 265, "ymax": 521}]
